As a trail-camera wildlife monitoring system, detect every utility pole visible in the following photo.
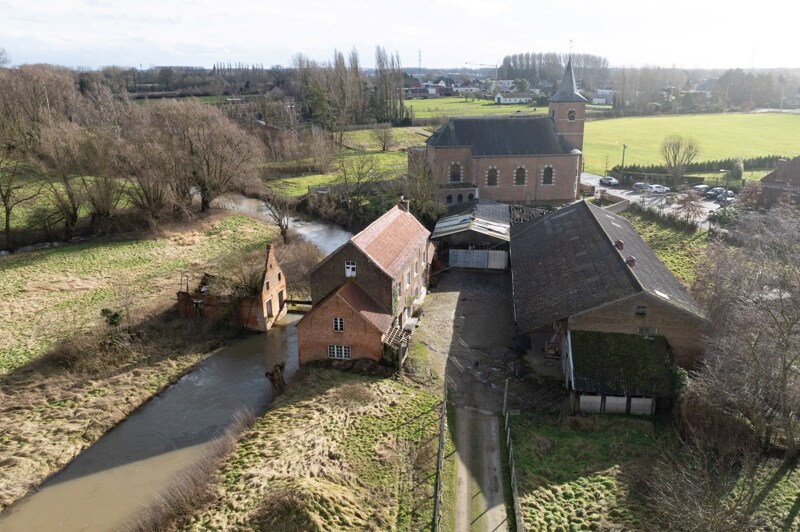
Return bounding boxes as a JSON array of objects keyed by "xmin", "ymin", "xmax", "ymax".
[{"xmin": 620, "ymin": 143, "xmax": 628, "ymax": 183}]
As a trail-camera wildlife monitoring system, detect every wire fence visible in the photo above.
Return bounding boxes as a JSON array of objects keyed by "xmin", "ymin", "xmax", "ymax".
[
  {"xmin": 431, "ymin": 384, "xmax": 448, "ymax": 531},
  {"xmin": 503, "ymin": 379, "xmax": 526, "ymax": 531}
]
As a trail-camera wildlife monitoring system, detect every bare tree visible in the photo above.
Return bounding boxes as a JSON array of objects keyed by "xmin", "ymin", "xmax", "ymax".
[
  {"xmin": 674, "ymin": 190, "xmax": 704, "ymax": 222},
  {"xmin": 660, "ymin": 134, "xmax": 699, "ymax": 186},
  {"xmin": 402, "ymin": 149, "xmax": 444, "ymax": 226},
  {"xmin": 692, "ymin": 207, "xmax": 800, "ymax": 459},
  {"xmin": 372, "ymin": 125, "xmax": 394, "ymax": 152},
  {"xmin": 0, "ymin": 48, "xmax": 9, "ymax": 67},
  {"xmin": 258, "ymin": 183, "xmax": 297, "ymax": 244},
  {"xmin": 335, "ymin": 154, "xmax": 384, "ymax": 216},
  {"xmin": 0, "ymin": 140, "xmax": 42, "ymax": 250}
]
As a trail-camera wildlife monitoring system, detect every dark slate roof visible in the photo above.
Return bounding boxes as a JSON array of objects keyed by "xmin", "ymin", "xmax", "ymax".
[
  {"xmin": 426, "ymin": 117, "xmax": 577, "ymax": 156},
  {"xmin": 548, "ymin": 58, "xmax": 588, "ymax": 103},
  {"xmin": 511, "ymin": 201, "xmax": 706, "ymax": 331}
]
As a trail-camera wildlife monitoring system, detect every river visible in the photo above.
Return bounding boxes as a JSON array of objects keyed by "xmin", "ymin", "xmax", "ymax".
[{"xmin": 0, "ymin": 199, "xmax": 352, "ymax": 531}]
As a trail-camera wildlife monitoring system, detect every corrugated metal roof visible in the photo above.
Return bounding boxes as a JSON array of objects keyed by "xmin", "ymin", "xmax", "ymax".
[{"xmin": 431, "ymin": 199, "xmax": 511, "ymax": 241}]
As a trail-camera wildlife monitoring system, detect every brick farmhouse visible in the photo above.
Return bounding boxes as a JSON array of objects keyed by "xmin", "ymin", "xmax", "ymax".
[
  {"xmin": 760, "ymin": 156, "xmax": 800, "ymax": 206},
  {"xmin": 297, "ymin": 202, "xmax": 434, "ymax": 363}
]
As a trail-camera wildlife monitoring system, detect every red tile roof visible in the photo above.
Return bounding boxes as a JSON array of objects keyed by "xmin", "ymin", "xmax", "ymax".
[
  {"xmin": 336, "ymin": 281, "xmax": 393, "ymax": 333},
  {"xmin": 350, "ymin": 206, "xmax": 430, "ymax": 279}
]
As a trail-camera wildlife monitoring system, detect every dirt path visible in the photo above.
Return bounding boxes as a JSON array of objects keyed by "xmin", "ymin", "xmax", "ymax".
[{"xmin": 418, "ymin": 270, "xmax": 514, "ymax": 531}]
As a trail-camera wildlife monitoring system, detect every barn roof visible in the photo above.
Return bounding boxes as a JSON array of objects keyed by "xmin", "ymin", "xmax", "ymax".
[
  {"xmin": 426, "ymin": 116, "xmax": 577, "ymax": 156},
  {"xmin": 510, "ymin": 201, "xmax": 706, "ymax": 331},
  {"xmin": 350, "ymin": 205, "xmax": 430, "ymax": 279},
  {"xmin": 431, "ymin": 199, "xmax": 511, "ymax": 242}
]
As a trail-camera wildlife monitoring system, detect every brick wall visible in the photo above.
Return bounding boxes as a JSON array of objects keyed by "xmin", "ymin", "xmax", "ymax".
[
  {"xmin": 310, "ymin": 242, "xmax": 392, "ymax": 310},
  {"xmin": 549, "ymin": 101, "xmax": 586, "ymax": 151},
  {"xmin": 568, "ymin": 293, "xmax": 707, "ymax": 368},
  {"xmin": 297, "ymin": 292, "xmax": 385, "ymax": 363}
]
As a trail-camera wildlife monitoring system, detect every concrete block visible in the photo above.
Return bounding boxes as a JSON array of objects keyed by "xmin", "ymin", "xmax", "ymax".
[
  {"xmin": 604, "ymin": 395, "xmax": 627, "ymax": 414},
  {"xmin": 630, "ymin": 397, "xmax": 654, "ymax": 415},
  {"xmin": 579, "ymin": 394, "xmax": 602, "ymax": 414}
]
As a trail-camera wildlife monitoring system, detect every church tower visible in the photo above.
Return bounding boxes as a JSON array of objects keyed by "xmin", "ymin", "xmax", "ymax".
[{"xmin": 548, "ymin": 58, "xmax": 588, "ymax": 151}]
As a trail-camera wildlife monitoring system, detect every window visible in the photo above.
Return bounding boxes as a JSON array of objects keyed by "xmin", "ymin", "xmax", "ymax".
[
  {"xmin": 333, "ymin": 317, "xmax": 344, "ymax": 332},
  {"xmin": 635, "ymin": 305, "xmax": 648, "ymax": 317},
  {"xmin": 446, "ymin": 194, "xmax": 453, "ymax": 204},
  {"xmin": 568, "ymin": 108, "xmax": 576, "ymax": 121},
  {"xmin": 515, "ymin": 167, "xmax": 526, "ymax": 186},
  {"xmin": 414, "ymin": 261, "xmax": 419, "ymax": 276},
  {"xmin": 405, "ymin": 271, "xmax": 411, "ymax": 287},
  {"xmin": 487, "ymin": 167, "xmax": 498, "ymax": 187},
  {"xmin": 327, "ymin": 345, "xmax": 351, "ymax": 360},
  {"xmin": 457, "ymin": 193, "xmax": 464, "ymax": 203},
  {"xmin": 551, "ymin": 110, "xmax": 555, "ymax": 119},
  {"xmin": 277, "ymin": 272, "xmax": 282, "ymax": 281},
  {"xmin": 449, "ymin": 162, "xmax": 461, "ymax": 182},
  {"xmin": 468, "ymin": 193, "xmax": 474, "ymax": 201},
  {"xmin": 542, "ymin": 167, "xmax": 554, "ymax": 185},
  {"xmin": 265, "ymin": 279, "xmax": 270, "ymax": 291},
  {"xmin": 637, "ymin": 326, "xmax": 655, "ymax": 336},
  {"xmin": 345, "ymin": 260, "xmax": 356, "ymax": 277}
]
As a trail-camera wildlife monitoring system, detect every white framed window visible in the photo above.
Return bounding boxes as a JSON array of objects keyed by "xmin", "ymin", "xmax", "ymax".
[
  {"xmin": 333, "ymin": 317, "xmax": 344, "ymax": 332},
  {"xmin": 328, "ymin": 345, "xmax": 352, "ymax": 360},
  {"xmin": 414, "ymin": 261, "xmax": 419, "ymax": 277},
  {"xmin": 345, "ymin": 260, "xmax": 356, "ymax": 277},
  {"xmin": 405, "ymin": 271, "xmax": 411, "ymax": 287}
]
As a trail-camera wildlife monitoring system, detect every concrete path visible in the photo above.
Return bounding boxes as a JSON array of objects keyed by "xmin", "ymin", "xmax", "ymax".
[{"xmin": 418, "ymin": 270, "xmax": 513, "ymax": 531}]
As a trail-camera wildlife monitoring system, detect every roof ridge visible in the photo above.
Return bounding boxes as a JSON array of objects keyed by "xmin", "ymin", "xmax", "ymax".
[{"xmin": 583, "ymin": 202, "xmax": 645, "ymax": 293}]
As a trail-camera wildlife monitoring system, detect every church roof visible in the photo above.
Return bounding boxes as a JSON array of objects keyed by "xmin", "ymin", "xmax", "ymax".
[
  {"xmin": 548, "ymin": 57, "xmax": 588, "ymax": 103},
  {"xmin": 426, "ymin": 116, "xmax": 577, "ymax": 156}
]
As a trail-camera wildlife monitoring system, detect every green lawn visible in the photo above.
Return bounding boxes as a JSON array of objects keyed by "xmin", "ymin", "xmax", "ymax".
[
  {"xmin": 406, "ymin": 97, "xmax": 547, "ymax": 119},
  {"xmin": 273, "ymin": 151, "xmax": 407, "ymax": 197},
  {"xmin": 512, "ymin": 415, "xmax": 656, "ymax": 530},
  {"xmin": 342, "ymin": 126, "xmax": 430, "ymax": 152},
  {"xmin": 584, "ymin": 113, "xmax": 800, "ymax": 174}
]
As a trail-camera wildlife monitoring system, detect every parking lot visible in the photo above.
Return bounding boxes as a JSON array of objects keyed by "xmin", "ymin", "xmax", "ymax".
[{"xmin": 582, "ymin": 172, "xmax": 728, "ymax": 228}]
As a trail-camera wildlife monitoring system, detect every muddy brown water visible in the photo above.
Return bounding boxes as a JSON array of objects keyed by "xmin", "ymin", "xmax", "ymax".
[{"xmin": 0, "ymin": 204, "xmax": 352, "ymax": 531}]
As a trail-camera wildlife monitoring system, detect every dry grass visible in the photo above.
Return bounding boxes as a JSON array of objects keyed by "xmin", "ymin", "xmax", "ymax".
[
  {"xmin": 181, "ymin": 368, "xmax": 441, "ymax": 531},
  {"xmin": 0, "ymin": 213, "xmax": 276, "ymax": 511}
]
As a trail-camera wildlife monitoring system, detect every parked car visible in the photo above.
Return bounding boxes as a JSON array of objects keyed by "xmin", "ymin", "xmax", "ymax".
[
  {"xmin": 705, "ymin": 187, "xmax": 726, "ymax": 199},
  {"xmin": 599, "ymin": 176, "xmax": 619, "ymax": 186},
  {"xmin": 692, "ymin": 184, "xmax": 710, "ymax": 194},
  {"xmin": 632, "ymin": 182, "xmax": 648, "ymax": 191},
  {"xmin": 714, "ymin": 190, "xmax": 736, "ymax": 202},
  {"xmin": 647, "ymin": 184, "xmax": 670, "ymax": 194},
  {"xmin": 718, "ymin": 196, "xmax": 738, "ymax": 206}
]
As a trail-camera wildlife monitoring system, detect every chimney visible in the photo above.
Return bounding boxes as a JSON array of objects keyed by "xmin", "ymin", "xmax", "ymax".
[
  {"xmin": 398, "ymin": 196, "xmax": 410, "ymax": 212},
  {"xmin": 614, "ymin": 239, "xmax": 624, "ymax": 251},
  {"xmin": 625, "ymin": 256, "xmax": 636, "ymax": 268}
]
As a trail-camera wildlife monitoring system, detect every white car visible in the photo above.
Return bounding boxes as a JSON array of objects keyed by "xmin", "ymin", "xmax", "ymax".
[
  {"xmin": 599, "ymin": 176, "xmax": 619, "ymax": 186},
  {"xmin": 647, "ymin": 184, "xmax": 670, "ymax": 194}
]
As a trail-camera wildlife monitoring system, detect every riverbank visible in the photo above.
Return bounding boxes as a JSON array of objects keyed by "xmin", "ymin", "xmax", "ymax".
[
  {"xmin": 136, "ymin": 367, "xmax": 443, "ymax": 531},
  {"xmin": 0, "ymin": 213, "xmax": 276, "ymax": 510}
]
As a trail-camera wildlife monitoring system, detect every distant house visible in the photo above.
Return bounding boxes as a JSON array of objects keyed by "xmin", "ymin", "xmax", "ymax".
[
  {"xmin": 590, "ymin": 89, "xmax": 614, "ymax": 105},
  {"xmin": 177, "ymin": 245, "xmax": 287, "ymax": 331},
  {"xmin": 297, "ymin": 201, "xmax": 434, "ymax": 364},
  {"xmin": 511, "ymin": 201, "xmax": 708, "ymax": 413},
  {"xmin": 494, "ymin": 92, "xmax": 533, "ymax": 105},
  {"xmin": 422, "ymin": 59, "xmax": 586, "ymax": 206},
  {"xmin": 760, "ymin": 157, "xmax": 800, "ymax": 206}
]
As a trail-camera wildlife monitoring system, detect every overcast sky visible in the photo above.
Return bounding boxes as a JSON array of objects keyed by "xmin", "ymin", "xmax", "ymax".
[{"xmin": 1, "ymin": 0, "xmax": 796, "ymax": 71}]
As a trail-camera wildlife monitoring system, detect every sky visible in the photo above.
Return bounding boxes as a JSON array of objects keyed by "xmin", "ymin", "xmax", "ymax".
[{"xmin": 1, "ymin": 0, "xmax": 797, "ymax": 71}]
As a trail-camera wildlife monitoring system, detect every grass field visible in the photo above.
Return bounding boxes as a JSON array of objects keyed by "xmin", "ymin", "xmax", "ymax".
[
  {"xmin": 584, "ymin": 113, "xmax": 800, "ymax": 174},
  {"xmin": 405, "ymin": 97, "xmax": 612, "ymax": 120},
  {"xmin": 180, "ymin": 368, "xmax": 442, "ymax": 530},
  {"xmin": 0, "ymin": 215, "xmax": 274, "ymax": 374},
  {"xmin": 512, "ymin": 415, "xmax": 656, "ymax": 530},
  {"xmin": 274, "ymin": 151, "xmax": 407, "ymax": 197},
  {"xmin": 341, "ymin": 126, "xmax": 430, "ymax": 152}
]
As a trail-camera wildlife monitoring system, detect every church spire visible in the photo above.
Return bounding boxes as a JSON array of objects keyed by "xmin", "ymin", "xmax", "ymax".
[{"xmin": 549, "ymin": 57, "xmax": 587, "ymax": 103}]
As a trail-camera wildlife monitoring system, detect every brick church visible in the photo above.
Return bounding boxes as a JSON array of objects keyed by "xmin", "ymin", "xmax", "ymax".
[{"xmin": 422, "ymin": 59, "xmax": 587, "ymax": 205}]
